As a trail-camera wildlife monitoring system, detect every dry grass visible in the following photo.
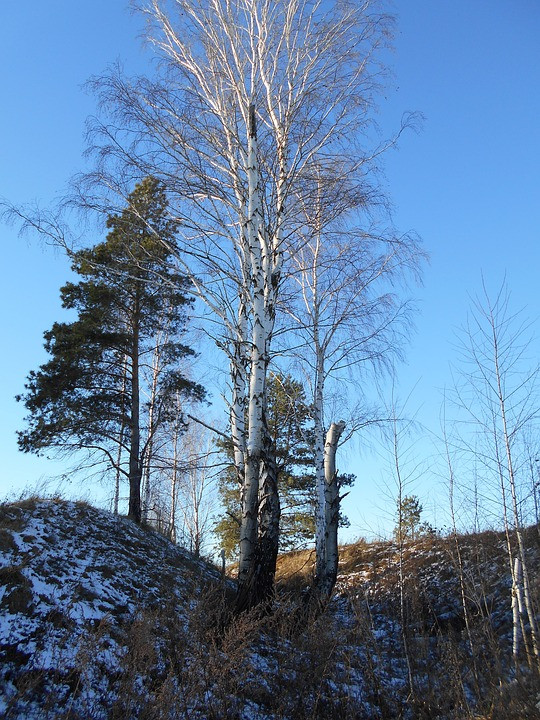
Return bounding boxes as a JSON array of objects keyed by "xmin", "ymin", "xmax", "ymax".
[{"xmin": 2, "ymin": 498, "xmax": 540, "ymax": 719}]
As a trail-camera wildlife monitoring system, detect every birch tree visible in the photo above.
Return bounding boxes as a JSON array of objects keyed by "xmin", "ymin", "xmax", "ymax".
[
  {"xmin": 215, "ymin": 372, "xmax": 320, "ymax": 558},
  {"xmin": 82, "ymin": 0, "xmax": 402, "ymax": 609},
  {"xmin": 454, "ymin": 282, "xmax": 540, "ymax": 672},
  {"xmin": 283, "ymin": 162, "xmax": 421, "ymax": 604}
]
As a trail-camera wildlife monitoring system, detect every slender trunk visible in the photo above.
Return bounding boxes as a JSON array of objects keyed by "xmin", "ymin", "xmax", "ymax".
[
  {"xmin": 447, "ymin": 453, "xmax": 480, "ymax": 691},
  {"xmin": 128, "ymin": 299, "xmax": 142, "ymax": 524},
  {"xmin": 113, "ymin": 449, "xmax": 121, "ymax": 515},
  {"xmin": 308, "ymin": 213, "xmax": 328, "ymax": 586},
  {"xmin": 169, "ymin": 396, "xmax": 181, "ymax": 542},
  {"xmin": 114, "ymin": 354, "xmax": 129, "ymax": 515},
  {"xmin": 391, "ymin": 414, "xmax": 415, "ymax": 697},
  {"xmin": 398, "ymin": 520, "xmax": 415, "ymax": 700},
  {"xmin": 142, "ymin": 335, "xmax": 163, "ymax": 522},
  {"xmin": 512, "ymin": 556, "xmax": 523, "ymax": 663},
  {"xmin": 313, "ymin": 420, "xmax": 346, "ymax": 608},
  {"xmin": 191, "ymin": 457, "xmax": 201, "ymax": 557},
  {"xmin": 236, "ymin": 104, "xmax": 273, "ymax": 612}
]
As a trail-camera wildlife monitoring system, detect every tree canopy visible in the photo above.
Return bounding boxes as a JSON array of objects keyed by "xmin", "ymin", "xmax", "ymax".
[{"xmin": 17, "ymin": 177, "xmax": 205, "ymax": 522}]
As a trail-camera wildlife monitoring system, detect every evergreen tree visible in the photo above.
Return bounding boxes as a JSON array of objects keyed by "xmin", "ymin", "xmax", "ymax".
[
  {"xmin": 394, "ymin": 495, "xmax": 431, "ymax": 543},
  {"xmin": 17, "ymin": 177, "xmax": 205, "ymax": 523},
  {"xmin": 215, "ymin": 373, "xmax": 352, "ymax": 557}
]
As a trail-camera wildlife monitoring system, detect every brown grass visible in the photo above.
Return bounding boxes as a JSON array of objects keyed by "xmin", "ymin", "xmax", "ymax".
[{"xmin": 3, "ymin": 498, "xmax": 540, "ymax": 719}]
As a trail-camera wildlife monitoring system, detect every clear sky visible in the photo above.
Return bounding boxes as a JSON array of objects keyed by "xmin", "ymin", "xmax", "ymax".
[{"xmin": 1, "ymin": 1, "xmax": 539, "ymax": 540}]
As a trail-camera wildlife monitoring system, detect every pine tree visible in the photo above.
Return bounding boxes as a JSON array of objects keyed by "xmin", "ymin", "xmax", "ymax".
[
  {"xmin": 215, "ymin": 373, "xmax": 352, "ymax": 557},
  {"xmin": 215, "ymin": 374, "xmax": 313, "ymax": 557},
  {"xmin": 17, "ymin": 177, "xmax": 205, "ymax": 522},
  {"xmin": 394, "ymin": 495, "xmax": 428, "ymax": 543}
]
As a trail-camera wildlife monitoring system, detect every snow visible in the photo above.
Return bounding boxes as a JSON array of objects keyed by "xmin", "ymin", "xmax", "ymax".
[{"xmin": 1, "ymin": 499, "xmax": 539, "ymax": 718}]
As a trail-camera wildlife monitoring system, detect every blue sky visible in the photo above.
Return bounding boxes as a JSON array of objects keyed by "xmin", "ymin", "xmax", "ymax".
[{"xmin": 1, "ymin": 1, "xmax": 540, "ymax": 539}]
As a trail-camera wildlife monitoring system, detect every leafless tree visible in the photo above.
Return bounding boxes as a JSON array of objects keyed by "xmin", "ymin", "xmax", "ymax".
[
  {"xmin": 169, "ymin": 423, "xmax": 219, "ymax": 557},
  {"xmin": 77, "ymin": 0, "xmax": 403, "ymax": 609},
  {"xmin": 282, "ymin": 160, "xmax": 422, "ymax": 605},
  {"xmin": 453, "ymin": 281, "xmax": 540, "ymax": 672}
]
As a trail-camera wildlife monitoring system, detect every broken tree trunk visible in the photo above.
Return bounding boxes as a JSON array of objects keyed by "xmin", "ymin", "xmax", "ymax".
[{"xmin": 312, "ymin": 420, "xmax": 346, "ymax": 610}]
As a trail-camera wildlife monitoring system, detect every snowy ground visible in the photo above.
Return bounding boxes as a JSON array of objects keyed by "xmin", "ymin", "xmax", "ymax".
[
  {"xmin": 0, "ymin": 499, "xmax": 226, "ymax": 718},
  {"xmin": 1, "ymin": 498, "xmax": 540, "ymax": 719}
]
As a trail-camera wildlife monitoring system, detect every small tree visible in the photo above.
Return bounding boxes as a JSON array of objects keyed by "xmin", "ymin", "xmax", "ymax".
[
  {"xmin": 17, "ymin": 177, "xmax": 205, "ymax": 523},
  {"xmin": 453, "ymin": 281, "xmax": 540, "ymax": 671},
  {"xmin": 394, "ymin": 495, "xmax": 424, "ymax": 544}
]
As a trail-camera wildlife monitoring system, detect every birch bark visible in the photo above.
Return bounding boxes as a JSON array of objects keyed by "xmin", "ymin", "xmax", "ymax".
[
  {"xmin": 315, "ymin": 420, "xmax": 346, "ymax": 605},
  {"xmin": 236, "ymin": 104, "xmax": 282, "ymax": 610},
  {"xmin": 87, "ymin": 0, "xmax": 399, "ymax": 607}
]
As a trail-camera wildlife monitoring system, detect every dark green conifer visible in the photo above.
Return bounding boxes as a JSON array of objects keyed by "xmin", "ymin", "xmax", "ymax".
[
  {"xmin": 215, "ymin": 373, "xmax": 318, "ymax": 557},
  {"xmin": 17, "ymin": 177, "xmax": 205, "ymax": 523}
]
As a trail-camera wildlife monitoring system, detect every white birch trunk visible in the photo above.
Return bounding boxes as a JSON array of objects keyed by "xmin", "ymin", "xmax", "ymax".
[
  {"xmin": 237, "ymin": 104, "xmax": 267, "ymax": 604},
  {"xmin": 313, "ymin": 420, "xmax": 346, "ymax": 607},
  {"xmin": 323, "ymin": 420, "xmax": 346, "ymax": 572},
  {"xmin": 512, "ymin": 556, "xmax": 523, "ymax": 662},
  {"xmin": 236, "ymin": 103, "xmax": 282, "ymax": 610}
]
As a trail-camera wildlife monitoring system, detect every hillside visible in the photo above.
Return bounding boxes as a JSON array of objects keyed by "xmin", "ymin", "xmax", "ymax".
[{"xmin": 1, "ymin": 498, "xmax": 540, "ymax": 719}]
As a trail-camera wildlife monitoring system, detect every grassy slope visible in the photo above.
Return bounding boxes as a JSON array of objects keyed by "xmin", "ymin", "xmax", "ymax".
[{"xmin": 1, "ymin": 498, "xmax": 540, "ymax": 719}]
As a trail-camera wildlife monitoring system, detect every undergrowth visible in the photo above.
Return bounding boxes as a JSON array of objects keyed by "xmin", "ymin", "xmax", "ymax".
[{"xmin": 2, "ymin": 498, "xmax": 540, "ymax": 719}]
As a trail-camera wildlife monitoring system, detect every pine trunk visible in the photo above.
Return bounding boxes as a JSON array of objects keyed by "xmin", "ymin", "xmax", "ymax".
[{"xmin": 128, "ymin": 302, "xmax": 142, "ymax": 524}]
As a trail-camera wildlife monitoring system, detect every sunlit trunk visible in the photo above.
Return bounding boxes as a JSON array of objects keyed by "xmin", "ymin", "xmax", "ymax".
[
  {"xmin": 313, "ymin": 420, "xmax": 345, "ymax": 608},
  {"xmin": 237, "ymin": 104, "xmax": 267, "ymax": 610},
  {"xmin": 236, "ymin": 103, "xmax": 282, "ymax": 612}
]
